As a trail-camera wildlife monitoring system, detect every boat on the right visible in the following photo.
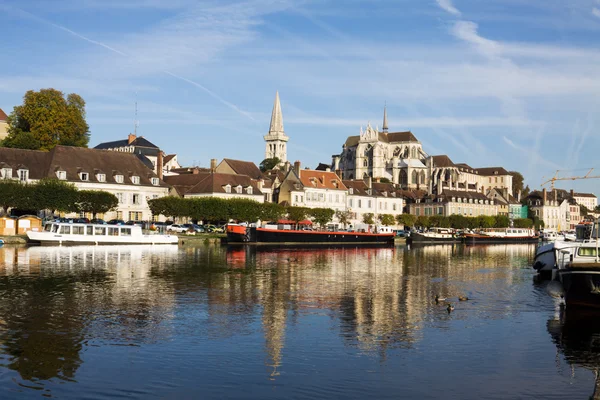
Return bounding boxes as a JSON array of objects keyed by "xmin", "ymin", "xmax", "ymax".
[
  {"xmin": 556, "ymin": 239, "xmax": 600, "ymax": 308},
  {"xmin": 463, "ymin": 227, "xmax": 539, "ymax": 244}
]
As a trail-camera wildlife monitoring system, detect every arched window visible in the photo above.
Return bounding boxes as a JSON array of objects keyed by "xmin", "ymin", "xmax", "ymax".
[
  {"xmin": 412, "ymin": 170, "xmax": 418, "ymax": 184},
  {"xmin": 399, "ymin": 170, "xmax": 408, "ymax": 185},
  {"xmin": 363, "ymin": 159, "xmax": 368, "ymax": 167},
  {"xmin": 420, "ymin": 171, "xmax": 426, "ymax": 184}
]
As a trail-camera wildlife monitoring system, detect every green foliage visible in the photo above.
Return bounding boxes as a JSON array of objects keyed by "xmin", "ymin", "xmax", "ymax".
[
  {"xmin": 448, "ymin": 214, "xmax": 468, "ymax": 229},
  {"xmin": 0, "ymin": 180, "xmax": 36, "ymax": 213},
  {"xmin": 396, "ymin": 213, "xmax": 416, "ymax": 228},
  {"xmin": 580, "ymin": 205, "xmax": 589, "ymax": 216},
  {"xmin": 2, "ymin": 89, "xmax": 90, "ymax": 150},
  {"xmin": 261, "ymin": 202, "xmax": 285, "ymax": 222},
  {"xmin": 287, "ymin": 206, "xmax": 310, "ymax": 224},
  {"xmin": 494, "ymin": 215, "xmax": 510, "ymax": 228},
  {"xmin": 477, "ymin": 215, "xmax": 495, "ymax": 229},
  {"xmin": 34, "ymin": 178, "xmax": 79, "ymax": 213},
  {"xmin": 227, "ymin": 198, "xmax": 263, "ymax": 223},
  {"xmin": 362, "ymin": 213, "xmax": 375, "ymax": 225},
  {"xmin": 521, "ymin": 185, "xmax": 531, "ymax": 200},
  {"xmin": 508, "ymin": 171, "xmax": 525, "ymax": 197},
  {"xmin": 335, "ymin": 210, "xmax": 352, "ymax": 228},
  {"xmin": 76, "ymin": 190, "xmax": 118, "ymax": 218},
  {"xmin": 378, "ymin": 214, "xmax": 396, "ymax": 226},
  {"xmin": 415, "ymin": 215, "xmax": 430, "ymax": 228},
  {"xmin": 149, "ymin": 196, "xmax": 189, "ymax": 219},
  {"xmin": 379, "ymin": 177, "xmax": 391, "ymax": 184},
  {"xmin": 259, "ymin": 157, "xmax": 281, "ymax": 173},
  {"xmin": 310, "ymin": 208, "xmax": 335, "ymax": 227},
  {"xmin": 513, "ymin": 218, "xmax": 534, "ymax": 228}
]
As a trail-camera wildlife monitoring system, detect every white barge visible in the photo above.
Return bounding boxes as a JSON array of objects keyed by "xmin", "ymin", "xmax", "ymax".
[{"xmin": 27, "ymin": 222, "xmax": 179, "ymax": 245}]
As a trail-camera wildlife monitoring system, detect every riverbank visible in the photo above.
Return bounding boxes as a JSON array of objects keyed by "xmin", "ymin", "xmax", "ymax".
[{"xmin": 0, "ymin": 235, "xmax": 27, "ymax": 244}]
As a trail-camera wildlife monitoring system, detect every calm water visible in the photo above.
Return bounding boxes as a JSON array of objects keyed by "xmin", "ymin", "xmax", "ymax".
[{"xmin": 0, "ymin": 243, "xmax": 598, "ymax": 399}]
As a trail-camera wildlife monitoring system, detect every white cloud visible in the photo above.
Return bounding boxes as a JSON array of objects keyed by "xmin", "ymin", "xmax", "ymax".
[
  {"xmin": 435, "ymin": 0, "xmax": 461, "ymax": 16},
  {"xmin": 593, "ymin": 7, "xmax": 600, "ymax": 18},
  {"xmin": 286, "ymin": 116, "xmax": 540, "ymax": 128}
]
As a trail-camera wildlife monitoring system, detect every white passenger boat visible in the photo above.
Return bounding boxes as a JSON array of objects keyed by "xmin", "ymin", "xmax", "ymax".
[
  {"xmin": 555, "ymin": 239, "xmax": 600, "ymax": 308},
  {"xmin": 27, "ymin": 222, "xmax": 179, "ymax": 245},
  {"xmin": 463, "ymin": 228, "xmax": 539, "ymax": 244},
  {"xmin": 407, "ymin": 227, "xmax": 460, "ymax": 244},
  {"xmin": 541, "ymin": 231, "xmax": 564, "ymax": 242}
]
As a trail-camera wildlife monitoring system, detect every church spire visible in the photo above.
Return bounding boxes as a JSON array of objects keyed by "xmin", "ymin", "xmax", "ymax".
[
  {"xmin": 268, "ymin": 91, "xmax": 284, "ymax": 135},
  {"xmin": 382, "ymin": 103, "xmax": 388, "ymax": 133}
]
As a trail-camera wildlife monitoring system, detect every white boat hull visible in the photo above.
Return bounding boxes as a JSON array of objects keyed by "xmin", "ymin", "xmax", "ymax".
[{"xmin": 27, "ymin": 230, "xmax": 179, "ymax": 245}]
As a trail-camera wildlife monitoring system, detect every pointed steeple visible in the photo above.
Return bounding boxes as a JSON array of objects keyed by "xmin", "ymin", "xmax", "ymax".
[
  {"xmin": 382, "ymin": 103, "xmax": 388, "ymax": 133},
  {"xmin": 268, "ymin": 91, "xmax": 284, "ymax": 135}
]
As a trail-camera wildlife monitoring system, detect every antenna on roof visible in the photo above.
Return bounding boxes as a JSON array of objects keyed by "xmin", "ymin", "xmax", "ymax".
[{"xmin": 134, "ymin": 92, "xmax": 139, "ymax": 136}]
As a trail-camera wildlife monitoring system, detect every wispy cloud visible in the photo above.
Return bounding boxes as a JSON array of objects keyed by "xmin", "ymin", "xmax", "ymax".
[
  {"xmin": 503, "ymin": 135, "xmax": 561, "ymax": 171},
  {"xmin": 593, "ymin": 7, "xmax": 600, "ymax": 18},
  {"xmin": 435, "ymin": 0, "xmax": 461, "ymax": 16}
]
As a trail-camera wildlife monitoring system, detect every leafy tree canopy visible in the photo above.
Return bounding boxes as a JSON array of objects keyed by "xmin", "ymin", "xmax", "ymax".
[
  {"xmin": 76, "ymin": 190, "xmax": 118, "ymax": 218},
  {"xmin": 310, "ymin": 208, "xmax": 335, "ymax": 227},
  {"xmin": 362, "ymin": 213, "xmax": 375, "ymax": 225},
  {"xmin": 1, "ymin": 89, "xmax": 90, "ymax": 150},
  {"xmin": 34, "ymin": 178, "xmax": 79, "ymax": 213},
  {"xmin": 378, "ymin": 214, "xmax": 396, "ymax": 226},
  {"xmin": 259, "ymin": 157, "xmax": 281, "ymax": 173},
  {"xmin": 335, "ymin": 210, "xmax": 352, "ymax": 228},
  {"xmin": 396, "ymin": 213, "xmax": 416, "ymax": 228},
  {"xmin": 508, "ymin": 171, "xmax": 525, "ymax": 198}
]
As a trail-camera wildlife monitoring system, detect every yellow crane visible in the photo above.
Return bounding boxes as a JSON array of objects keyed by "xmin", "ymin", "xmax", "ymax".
[{"xmin": 541, "ymin": 168, "xmax": 600, "ymax": 190}]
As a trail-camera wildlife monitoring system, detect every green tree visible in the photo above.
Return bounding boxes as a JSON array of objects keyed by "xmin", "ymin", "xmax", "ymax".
[
  {"xmin": 521, "ymin": 185, "xmax": 531, "ymax": 200},
  {"xmin": 261, "ymin": 202, "xmax": 285, "ymax": 222},
  {"xmin": 415, "ymin": 215, "xmax": 430, "ymax": 228},
  {"xmin": 34, "ymin": 178, "xmax": 79, "ymax": 214},
  {"xmin": 396, "ymin": 213, "xmax": 416, "ymax": 228},
  {"xmin": 0, "ymin": 180, "xmax": 37, "ymax": 214},
  {"xmin": 310, "ymin": 208, "xmax": 335, "ymax": 228},
  {"xmin": 477, "ymin": 215, "xmax": 495, "ymax": 228},
  {"xmin": 508, "ymin": 171, "xmax": 525, "ymax": 198},
  {"xmin": 287, "ymin": 206, "xmax": 310, "ymax": 228},
  {"xmin": 362, "ymin": 213, "xmax": 375, "ymax": 225},
  {"xmin": 449, "ymin": 214, "xmax": 468, "ymax": 229},
  {"xmin": 227, "ymin": 198, "xmax": 262, "ymax": 222},
  {"xmin": 2, "ymin": 89, "xmax": 90, "ymax": 150},
  {"xmin": 335, "ymin": 210, "xmax": 352, "ymax": 228},
  {"xmin": 76, "ymin": 190, "xmax": 118, "ymax": 219},
  {"xmin": 596, "ymin": 205, "xmax": 600, "ymax": 213},
  {"xmin": 379, "ymin": 177, "xmax": 391, "ymax": 184},
  {"xmin": 494, "ymin": 215, "xmax": 510, "ymax": 228},
  {"xmin": 378, "ymin": 214, "xmax": 396, "ymax": 226},
  {"xmin": 259, "ymin": 157, "xmax": 281, "ymax": 173},
  {"xmin": 513, "ymin": 218, "xmax": 533, "ymax": 228},
  {"xmin": 580, "ymin": 205, "xmax": 589, "ymax": 217}
]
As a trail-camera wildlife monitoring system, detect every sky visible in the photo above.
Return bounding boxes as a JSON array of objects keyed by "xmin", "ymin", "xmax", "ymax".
[{"xmin": 1, "ymin": 0, "xmax": 600, "ymax": 196}]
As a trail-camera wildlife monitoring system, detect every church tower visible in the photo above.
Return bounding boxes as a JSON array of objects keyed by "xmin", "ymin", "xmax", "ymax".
[
  {"xmin": 264, "ymin": 91, "xmax": 289, "ymax": 163},
  {"xmin": 382, "ymin": 103, "xmax": 388, "ymax": 133}
]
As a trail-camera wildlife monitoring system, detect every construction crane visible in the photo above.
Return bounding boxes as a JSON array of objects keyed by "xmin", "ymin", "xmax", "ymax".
[{"xmin": 541, "ymin": 168, "xmax": 600, "ymax": 190}]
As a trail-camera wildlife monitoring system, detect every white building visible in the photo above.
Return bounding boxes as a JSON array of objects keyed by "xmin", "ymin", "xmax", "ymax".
[
  {"xmin": 343, "ymin": 178, "xmax": 404, "ymax": 227},
  {"xmin": 525, "ymin": 189, "xmax": 574, "ymax": 230},
  {"xmin": 573, "ymin": 192, "xmax": 598, "ymax": 212}
]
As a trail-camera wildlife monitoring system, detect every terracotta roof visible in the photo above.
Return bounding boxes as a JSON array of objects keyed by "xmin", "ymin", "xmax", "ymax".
[
  {"xmin": 0, "ymin": 146, "xmax": 167, "ymax": 187},
  {"xmin": 170, "ymin": 167, "xmax": 210, "ymax": 175},
  {"xmin": 164, "ymin": 173, "xmax": 211, "ymax": 196},
  {"xmin": 299, "ymin": 169, "xmax": 346, "ymax": 191},
  {"xmin": 0, "ymin": 108, "xmax": 7, "ymax": 121},
  {"xmin": 220, "ymin": 158, "xmax": 263, "ymax": 179},
  {"xmin": 574, "ymin": 192, "xmax": 597, "ymax": 198},
  {"xmin": 398, "ymin": 189, "xmax": 428, "ymax": 201},
  {"xmin": 186, "ymin": 173, "xmax": 263, "ymax": 196},
  {"xmin": 163, "ymin": 154, "xmax": 176, "ymax": 164},
  {"xmin": 431, "ymin": 155, "xmax": 456, "ymax": 168},
  {"xmin": 342, "ymin": 180, "xmax": 370, "ymax": 196},
  {"xmin": 474, "ymin": 167, "xmax": 509, "ymax": 176}
]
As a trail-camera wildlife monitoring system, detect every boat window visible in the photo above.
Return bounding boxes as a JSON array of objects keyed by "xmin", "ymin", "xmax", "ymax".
[
  {"xmin": 52, "ymin": 224, "xmax": 59, "ymax": 233},
  {"xmin": 579, "ymin": 247, "xmax": 597, "ymax": 257},
  {"xmin": 44, "ymin": 224, "xmax": 52, "ymax": 232},
  {"xmin": 72, "ymin": 226, "xmax": 84, "ymax": 235},
  {"xmin": 108, "ymin": 227, "xmax": 119, "ymax": 236},
  {"xmin": 121, "ymin": 227, "xmax": 132, "ymax": 236},
  {"xmin": 86, "ymin": 226, "xmax": 93, "ymax": 235},
  {"xmin": 60, "ymin": 225, "xmax": 71, "ymax": 234},
  {"xmin": 94, "ymin": 226, "xmax": 106, "ymax": 236}
]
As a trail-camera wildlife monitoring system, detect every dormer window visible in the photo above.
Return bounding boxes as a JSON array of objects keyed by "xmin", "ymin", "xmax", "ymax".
[
  {"xmin": 246, "ymin": 186, "xmax": 253, "ymax": 194},
  {"xmin": 18, "ymin": 169, "xmax": 28, "ymax": 182},
  {"xmin": 348, "ymin": 188, "xmax": 354, "ymax": 195},
  {"xmin": 235, "ymin": 185, "xmax": 242, "ymax": 194},
  {"xmin": 383, "ymin": 191, "xmax": 388, "ymax": 197},
  {"xmin": 0, "ymin": 168, "xmax": 11, "ymax": 179},
  {"xmin": 57, "ymin": 170, "xmax": 66, "ymax": 180},
  {"xmin": 79, "ymin": 172, "xmax": 89, "ymax": 181},
  {"xmin": 97, "ymin": 174, "xmax": 106, "ymax": 182},
  {"xmin": 131, "ymin": 176, "xmax": 140, "ymax": 185},
  {"xmin": 151, "ymin": 177, "xmax": 159, "ymax": 186},
  {"xmin": 115, "ymin": 174, "xmax": 124, "ymax": 183},
  {"xmin": 225, "ymin": 184, "xmax": 231, "ymax": 193}
]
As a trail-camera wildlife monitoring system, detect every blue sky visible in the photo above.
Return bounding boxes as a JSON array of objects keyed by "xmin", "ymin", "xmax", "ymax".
[{"xmin": 1, "ymin": 0, "xmax": 600, "ymax": 195}]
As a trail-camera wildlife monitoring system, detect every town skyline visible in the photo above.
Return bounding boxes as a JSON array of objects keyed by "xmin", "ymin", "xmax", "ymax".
[{"xmin": 1, "ymin": 0, "xmax": 600, "ymax": 195}]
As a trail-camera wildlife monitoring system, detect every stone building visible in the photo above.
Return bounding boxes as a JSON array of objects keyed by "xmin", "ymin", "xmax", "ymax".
[
  {"xmin": 573, "ymin": 192, "xmax": 598, "ymax": 213},
  {"xmin": 343, "ymin": 178, "xmax": 404, "ymax": 228},
  {"xmin": 0, "ymin": 146, "xmax": 169, "ymax": 221},
  {"xmin": 525, "ymin": 189, "xmax": 579, "ymax": 230},
  {"xmin": 0, "ymin": 108, "xmax": 8, "ymax": 141},
  {"xmin": 409, "ymin": 190, "xmax": 498, "ymax": 218},
  {"xmin": 263, "ymin": 92, "xmax": 289, "ymax": 164}
]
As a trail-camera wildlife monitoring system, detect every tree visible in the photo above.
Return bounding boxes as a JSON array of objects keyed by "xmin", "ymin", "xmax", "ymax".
[
  {"xmin": 310, "ymin": 208, "xmax": 335, "ymax": 228},
  {"xmin": 415, "ymin": 215, "xmax": 430, "ymax": 228},
  {"xmin": 2, "ymin": 89, "xmax": 90, "ymax": 150},
  {"xmin": 335, "ymin": 210, "xmax": 352, "ymax": 228},
  {"xmin": 0, "ymin": 180, "xmax": 36, "ymax": 214},
  {"xmin": 34, "ymin": 178, "xmax": 79, "ymax": 214},
  {"xmin": 513, "ymin": 218, "xmax": 533, "ymax": 228},
  {"xmin": 76, "ymin": 190, "xmax": 118, "ymax": 218},
  {"xmin": 580, "ymin": 205, "xmax": 589, "ymax": 217},
  {"xmin": 494, "ymin": 215, "xmax": 510, "ymax": 228},
  {"xmin": 449, "ymin": 214, "xmax": 468, "ymax": 229},
  {"xmin": 261, "ymin": 202, "xmax": 285, "ymax": 222},
  {"xmin": 379, "ymin": 177, "xmax": 391, "ymax": 184},
  {"xmin": 396, "ymin": 214, "xmax": 416, "ymax": 228},
  {"xmin": 287, "ymin": 206, "xmax": 310, "ymax": 228},
  {"xmin": 227, "ymin": 198, "xmax": 263, "ymax": 222},
  {"xmin": 508, "ymin": 171, "xmax": 525, "ymax": 198},
  {"xmin": 521, "ymin": 185, "xmax": 531, "ymax": 200},
  {"xmin": 259, "ymin": 157, "xmax": 281, "ymax": 173},
  {"xmin": 362, "ymin": 213, "xmax": 375, "ymax": 225},
  {"xmin": 378, "ymin": 214, "xmax": 396, "ymax": 226}
]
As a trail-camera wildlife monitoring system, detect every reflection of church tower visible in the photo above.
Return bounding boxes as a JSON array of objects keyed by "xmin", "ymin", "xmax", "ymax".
[{"xmin": 263, "ymin": 91, "xmax": 289, "ymax": 163}]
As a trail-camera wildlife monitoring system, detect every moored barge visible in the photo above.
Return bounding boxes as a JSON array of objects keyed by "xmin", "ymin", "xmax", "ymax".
[{"xmin": 463, "ymin": 228, "xmax": 539, "ymax": 244}]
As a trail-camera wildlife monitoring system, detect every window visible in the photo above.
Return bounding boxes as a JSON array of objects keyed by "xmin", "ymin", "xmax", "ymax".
[
  {"xmin": 393, "ymin": 204, "xmax": 397, "ymax": 211},
  {"xmin": 368, "ymin": 200, "xmax": 372, "ymax": 208},
  {"xmin": 438, "ymin": 207, "xmax": 443, "ymax": 215},
  {"xmin": 132, "ymin": 176, "xmax": 140, "ymax": 185},
  {"xmin": 18, "ymin": 169, "xmax": 28, "ymax": 182},
  {"xmin": 108, "ymin": 227, "xmax": 119, "ymax": 236},
  {"xmin": 246, "ymin": 186, "xmax": 253, "ymax": 194},
  {"xmin": 236, "ymin": 185, "xmax": 242, "ymax": 194},
  {"xmin": 121, "ymin": 227, "xmax": 132, "ymax": 236},
  {"xmin": 358, "ymin": 199, "xmax": 362, "ymax": 208},
  {"xmin": 349, "ymin": 199, "xmax": 353, "ymax": 207},
  {"xmin": 115, "ymin": 175, "xmax": 124, "ymax": 183},
  {"xmin": 336, "ymin": 194, "xmax": 339, "ymax": 203},
  {"xmin": 60, "ymin": 225, "xmax": 71, "ymax": 234},
  {"xmin": 57, "ymin": 170, "xmax": 66, "ymax": 180},
  {"xmin": 225, "ymin": 184, "xmax": 231, "ymax": 193},
  {"xmin": 132, "ymin": 194, "xmax": 140, "ymax": 205},
  {"xmin": 97, "ymin": 174, "xmax": 106, "ymax": 182},
  {"xmin": 94, "ymin": 226, "xmax": 106, "ymax": 235},
  {"xmin": 73, "ymin": 226, "xmax": 84, "ymax": 235},
  {"xmin": 79, "ymin": 172, "xmax": 89, "ymax": 181},
  {"xmin": 86, "ymin": 226, "xmax": 93, "ymax": 235},
  {"xmin": 151, "ymin": 177, "xmax": 159, "ymax": 186},
  {"xmin": 129, "ymin": 211, "xmax": 142, "ymax": 221},
  {"xmin": 295, "ymin": 195, "xmax": 298, "ymax": 202},
  {"xmin": 116, "ymin": 193, "xmax": 124, "ymax": 204},
  {"xmin": 349, "ymin": 188, "xmax": 354, "ymax": 194}
]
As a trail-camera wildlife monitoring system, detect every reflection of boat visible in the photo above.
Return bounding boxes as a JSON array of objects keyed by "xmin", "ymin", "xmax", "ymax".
[
  {"xmin": 407, "ymin": 228, "xmax": 460, "ymax": 244},
  {"xmin": 226, "ymin": 224, "xmax": 395, "ymax": 245},
  {"xmin": 547, "ymin": 309, "xmax": 600, "ymax": 399},
  {"xmin": 27, "ymin": 222, "xmax": 179, "ymax": 245},
  {"xmin": 463, "ymin": 228, "xmax": 539, "ymax": 244},
  {"xmin": 0, "ymin": 238, "xmax": 3, "ymax": 246}
]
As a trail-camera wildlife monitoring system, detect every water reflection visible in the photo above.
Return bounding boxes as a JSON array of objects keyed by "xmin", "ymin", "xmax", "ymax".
[
  {"xmin": 548, "ymin": 309, "xmax": 600, "ymax": 399},
  {"xmin": 0, "ymin": 243, "xmax": 544, "ymax": 398}
]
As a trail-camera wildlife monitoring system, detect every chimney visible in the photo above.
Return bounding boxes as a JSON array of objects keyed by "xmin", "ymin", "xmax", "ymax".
[
  {"xmin": 294, "ymin": 160, "xmax": 301, "ymax": 175},
  {"xmin": 554, "ymin": 189, "xmax": 558, "ymax": 205},
  {"xmin": 366, "ymin": 176, "xmax": 372, "ymax": 189},
  {"xmin": 542, "ymin": 188, "xmax": 547, "ymax": 204},
  {"xmin": 517, "ymin": 189, "xmax": 521, "ymax": 202},
  {"xmin": 210, "ymin": 159, "xmax": 217, "ymax": 173},
  {"xmin": 157, "ymin": 151, "xmax": 164, "ymax": 180},
  {"xmin": 326, "ymin": 167, "xmax": 331, "ymax": 172},
  {"xmin": 128, "ymin": 133, "xmax": 136, "ymax": 144},
  {"xmin": 570, "ymin": 189, "xmax": 574, "ymax": 198}
]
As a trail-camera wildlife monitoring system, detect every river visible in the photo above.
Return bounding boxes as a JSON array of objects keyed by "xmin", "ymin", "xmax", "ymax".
[{"xmin": 0, "ymin": 243, "xmax": 597, "ymax": 399}]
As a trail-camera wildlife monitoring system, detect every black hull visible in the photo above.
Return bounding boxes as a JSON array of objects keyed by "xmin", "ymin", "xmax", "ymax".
[
  {"xmin": 560, "ymin": 270, "xmax": 600, "ymax": 309},
  {"xmin": 227, "ymin": 228, "xmax": 394, "ymax": 245},
  {"xmin": 464, "ymin": 236, "xmax": 539, "ymax": 245},
  {"xmin": 408, "ymin": 232, "xmax": 460, "ymax": 245}
]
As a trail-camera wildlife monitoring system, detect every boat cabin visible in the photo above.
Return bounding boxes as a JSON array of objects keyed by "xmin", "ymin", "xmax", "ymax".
[{"xmin": 43, "ymin": 222, "xmax": 141, "ymax": 237}]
